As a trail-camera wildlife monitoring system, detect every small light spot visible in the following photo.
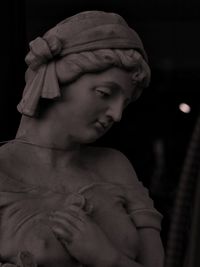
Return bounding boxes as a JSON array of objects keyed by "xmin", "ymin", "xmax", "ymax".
[{"xmin": 179, "ymin": 103, "xmax": 191, "ymax": 113}]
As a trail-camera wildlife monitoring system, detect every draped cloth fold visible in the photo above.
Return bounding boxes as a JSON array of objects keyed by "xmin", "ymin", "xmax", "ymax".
[
  {"xmin": 17, "ymin": 11, "xmax": 149, "ymax": 117},
  {"xmin": 17, "ymin": 63, "xmax": 60, "ymax": 116}
]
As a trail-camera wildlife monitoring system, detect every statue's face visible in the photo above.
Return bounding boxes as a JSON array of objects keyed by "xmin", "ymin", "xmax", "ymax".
[{"xmin": 49, "ymin": 67, "xmax": 138, "ymax": 144}]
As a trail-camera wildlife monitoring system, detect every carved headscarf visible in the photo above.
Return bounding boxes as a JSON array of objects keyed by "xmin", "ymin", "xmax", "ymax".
[{"xmin": 17, "ymin": 11, "xmax": 150, "ymax": 117}]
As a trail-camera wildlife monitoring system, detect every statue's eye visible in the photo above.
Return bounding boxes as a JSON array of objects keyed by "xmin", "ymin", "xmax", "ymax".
[{"xmin": 95, "ymin": 87, "xmax": 112, "ymax": 98}]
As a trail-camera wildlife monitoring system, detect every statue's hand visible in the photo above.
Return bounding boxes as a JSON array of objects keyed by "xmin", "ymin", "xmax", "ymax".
[
  {"xmin": 50, "ymin": 205, "xmax": 118, "ymax": 267},
  {"xmin": 0, "ymin": 251, "xmax": 37, "ymax": 267},
  {"xmin": 0, "ymin": 264, "xmax": 16, "ymax": 267},
  {"xmin": 17, "ymin": 251, "xmax": 37, "ymax": 267}
]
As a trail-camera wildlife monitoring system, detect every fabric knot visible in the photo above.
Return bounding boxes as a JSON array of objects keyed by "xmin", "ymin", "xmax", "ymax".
[
  {"xmin": 25, "ymin": 36, "xmax": 62, "ymax": 70},
  {"xmin": 63, "ymin": 193, "xmax": 86, "ymax": 209},
  {"xmin": 45, "ymin": 35, "xmax": 63, "ymax": 56}
]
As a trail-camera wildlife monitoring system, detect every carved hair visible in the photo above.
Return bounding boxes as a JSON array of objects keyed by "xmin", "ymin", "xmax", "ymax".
[{"xmin": 56, "ymin": 48, "xmax": 151, "ymax": 89}]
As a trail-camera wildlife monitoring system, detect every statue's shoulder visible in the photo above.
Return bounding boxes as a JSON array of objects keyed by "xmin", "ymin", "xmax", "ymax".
[
  {"xmin": 0, "ymin": 141, "xmax": 14, "ymax": 160},
  {"xmin": 83, "ymin": 146, "xmax": 137, "ymax": 184},
  {"xmin": 0, "ymin": 143, "xmax": 29, "ymax": 190},
  {"xmin": 0, "ymin": 143, "xmax": 18, "ymax": 179}
]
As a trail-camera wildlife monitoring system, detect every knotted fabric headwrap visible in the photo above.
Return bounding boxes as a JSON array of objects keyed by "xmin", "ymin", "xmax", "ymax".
[{"xmin": 17, "ymin": 10, "xmax": 149, "ymax": 117}]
